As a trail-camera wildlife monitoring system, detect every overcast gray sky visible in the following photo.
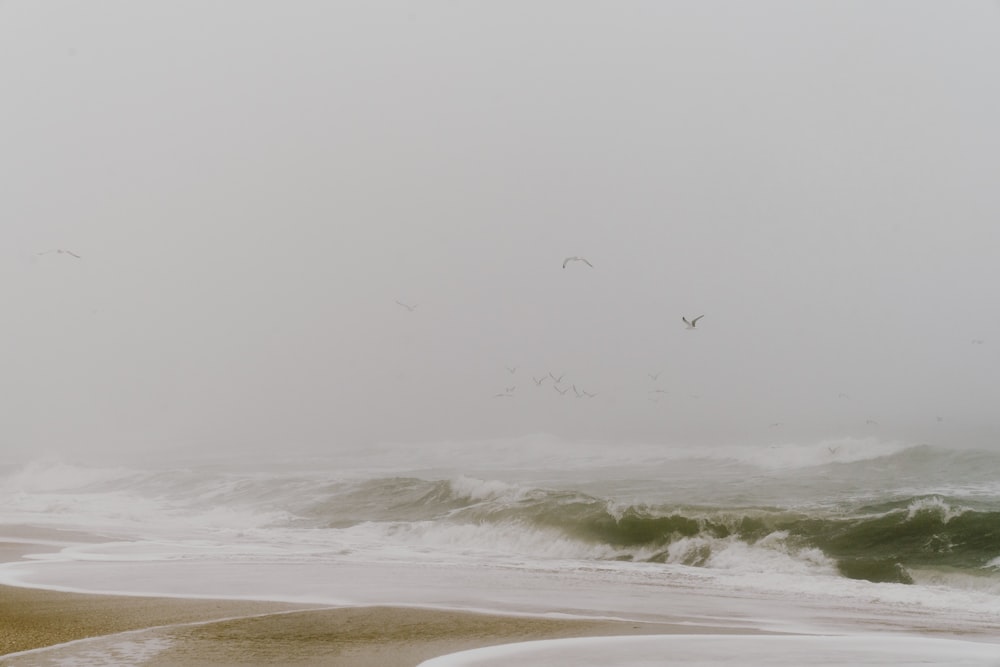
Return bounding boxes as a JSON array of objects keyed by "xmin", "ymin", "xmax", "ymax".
[{"xmin": 3, "ymin": 1, "xmax": 999, "ymax": 461}]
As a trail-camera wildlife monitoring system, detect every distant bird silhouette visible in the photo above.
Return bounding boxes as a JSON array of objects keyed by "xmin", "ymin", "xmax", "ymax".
[
  {"xmin": 553, "ymin": 386, "xmax": 569, "ymax": 395},
  {"xmin": 505, "ymin": 366, "xmax": 518, "ymax": 374},
  {"xmin": 682, "ymin": 315, "xmax": 704, "ymax": 329},
  {"xmin": 505, "ymin": 386, "xmax": 516, "ymax": 393},
  {"xmin": 37, "ymin": 249, "xmax": 80, "ymax": 259},
  {"xmin": 394, "ymin": 300, "xmax": 416, "ymax": 311},
  {"xmin": 532, "ymin": 376, "xmax": 547, "ymax": 386},
  {"xmin": 828, "ymin": 446, "xmax": 840, "ymax": 455},
  {"xmin": 583, "ymin": 390, "xmax": 597, "ymax": 398},
  {"xmin": 562, "ymin": 256, "xmax": 593, "ymax": 269},
  {"xmin": 549, "ymin": 372, "xmax": 566, "ymax": 383},
  {"xmin": 572, "ymin": 385, "xmax": 583, "ymax": 398},
  {"xmin": 648, "ymin": 372, "xmax": 661, "ymax": 381}
]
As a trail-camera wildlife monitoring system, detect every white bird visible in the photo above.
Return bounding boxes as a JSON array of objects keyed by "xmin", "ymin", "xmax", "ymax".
[
  {"xmin": 682, "ymin": 315, "xmax": 704, "ymax": 329},
  {"xmin": 562, "ymin": 256, "xmax": 593, "ymax": 269},
  {"xmin": 37, "ymin": 249, "xmax": 81, "ymax": 258},
  {"xmin": 394, "ymin": 300, "xmax": 416, "ymax": 311}
]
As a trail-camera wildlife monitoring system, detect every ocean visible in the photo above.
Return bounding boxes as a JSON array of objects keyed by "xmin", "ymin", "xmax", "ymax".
[{"xmin": 2, "ymin": 435, "xmax": 1000, "ymax": 665}]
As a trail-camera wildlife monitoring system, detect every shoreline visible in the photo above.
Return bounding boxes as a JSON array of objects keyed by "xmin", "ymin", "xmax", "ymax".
[{"xmin": 0, "ymin": 529, "xmax": 761, "ymax": 665}]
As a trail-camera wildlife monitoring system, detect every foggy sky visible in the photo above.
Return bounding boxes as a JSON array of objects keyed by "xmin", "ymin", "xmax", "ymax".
[{"xmin": 3, "ymin": 1, "xmax": 999, "ymax": 462}]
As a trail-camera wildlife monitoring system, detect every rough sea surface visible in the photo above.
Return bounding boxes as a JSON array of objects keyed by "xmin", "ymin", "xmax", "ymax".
[{"xmin": 2, "ymin": 436, "xmax": 999, "ymax": 664}]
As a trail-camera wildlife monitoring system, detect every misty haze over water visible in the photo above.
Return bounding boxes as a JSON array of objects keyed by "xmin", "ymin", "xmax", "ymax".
[
  {"xmin": 3, "ymin": 5, "xmax": 1000, "ymax": 666},
  {"xmin": 3, "ymin": 1, "xmax": 999, "ymax": 464}
]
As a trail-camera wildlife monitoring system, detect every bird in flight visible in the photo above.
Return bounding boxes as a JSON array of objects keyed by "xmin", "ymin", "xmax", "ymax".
[
  {"xmin": 682, "ymin": 315, "xmax": 704, "ymax": 329},
  {"xmin": 648, "ymin": 372, "xmax": 661, "ymax": 381},
  {"xmin": 394, "ymin": 300, "xmax": 416, "ymax": 312},
  {"xmin": 505, "ymin": 366, "xmax": 518, "ymax": 374},
  {"xmin": 549, "ymin": 372, "xmax": 565, "ymax": 383},
  {"xmin": 532, "ymin": 376, "xmax": 547, "ymax": 386},
  {"xmin": 553, "ymin": 386, "xmax": 569, "ymax": 395},
  {"xmin": 562, "ymin": 256, "xmax": 593, "ymax": 269},
  {"xmin": 37, "ymin": 249, "xmax": 81, "ymax": 258},
  {"xmin": 583, "ymin": 390, "xmax": 597, "ymax": 398},
  {"xmin": 505, "ymin": 385, "xmax": 516, "ymax": 393}
]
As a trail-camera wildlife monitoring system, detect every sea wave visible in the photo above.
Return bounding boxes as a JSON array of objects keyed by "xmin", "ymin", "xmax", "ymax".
[{"xmin": 3, "ymin": 446, "xmax": 1000, "ymax": 591}]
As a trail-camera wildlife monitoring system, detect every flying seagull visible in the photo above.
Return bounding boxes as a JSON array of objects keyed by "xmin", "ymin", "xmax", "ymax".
[
  {"xmin": 505, "ymin": 366, "xmax": 518, "ymax": 374},
  {"xmin": 553, "ymin": 386, "xmax": 569, "ymax": 395},
  {"xmin": 37, "ymin": 249, "xmax": 81, "ymax": 258},
  {"xmin": 562, "ymin": 256, "xmax": 593, "ymax": 269},
  {"xmin": 549, "ymin": 372, "xmax": 566, "ymax": 383},
  {"xmin": 583, "ymin": 390, "xmax": 597, "ymax": 398},
  {"xmin": 532, "ymin": 376, "xmax": 547, "ymax": 386},
  {"xmin": 394, "ymin": 300, "xmax": 416, "ymax": 312},
  {"xmin": 505, "ymin": 385, "xmax": 516, "ymax": 393},
  {"xmin": 682, "ymin": 315, "xmax": 704, "ymax": 329}
]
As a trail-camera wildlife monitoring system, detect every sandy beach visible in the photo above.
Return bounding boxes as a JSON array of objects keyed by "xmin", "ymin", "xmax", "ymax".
[{"xmin": 0, "ymin": 531, "xmax": 740, "ymax": 666}]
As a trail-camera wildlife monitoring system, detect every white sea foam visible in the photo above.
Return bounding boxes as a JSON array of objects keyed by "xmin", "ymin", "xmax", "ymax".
[
  {"xmin": 416, "ymin": 634, "xmax": 1000, "ymax": 667},
  {"xmin": 904, "ymin": 495, "xmax": 969, "ymax": 522},
  {"xmin": 3, "ymin": 443, "xmax": 1000, "ymax": 649},
  {"xmin": 1, "ymin": 457, "xmax": 133, "ymax": 493},
  {"xmin": 289, "ymin": 433, "xmax": 920, "ymax": 475}
]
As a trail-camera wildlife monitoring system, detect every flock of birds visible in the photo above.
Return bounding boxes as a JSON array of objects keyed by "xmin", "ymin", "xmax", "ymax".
[
  {"xmin": 393, "ymin": 255, "xmax": 709, "ymax": 404},
  {"xmin": 37, "ymin": 249, "xmax": 988, "ymax": 435},
  {"xmin": 492, "ymin": 367, "xmax": 598, "ymax": 400},
  {"xmin": 388, "ymin": 254, "xmax": 990, "ymax": 435}
]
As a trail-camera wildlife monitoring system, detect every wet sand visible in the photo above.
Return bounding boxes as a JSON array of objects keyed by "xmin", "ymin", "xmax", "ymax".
[{"xmin": 0, "ymin": 529, "xmax": 759, "ymax": 666}]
